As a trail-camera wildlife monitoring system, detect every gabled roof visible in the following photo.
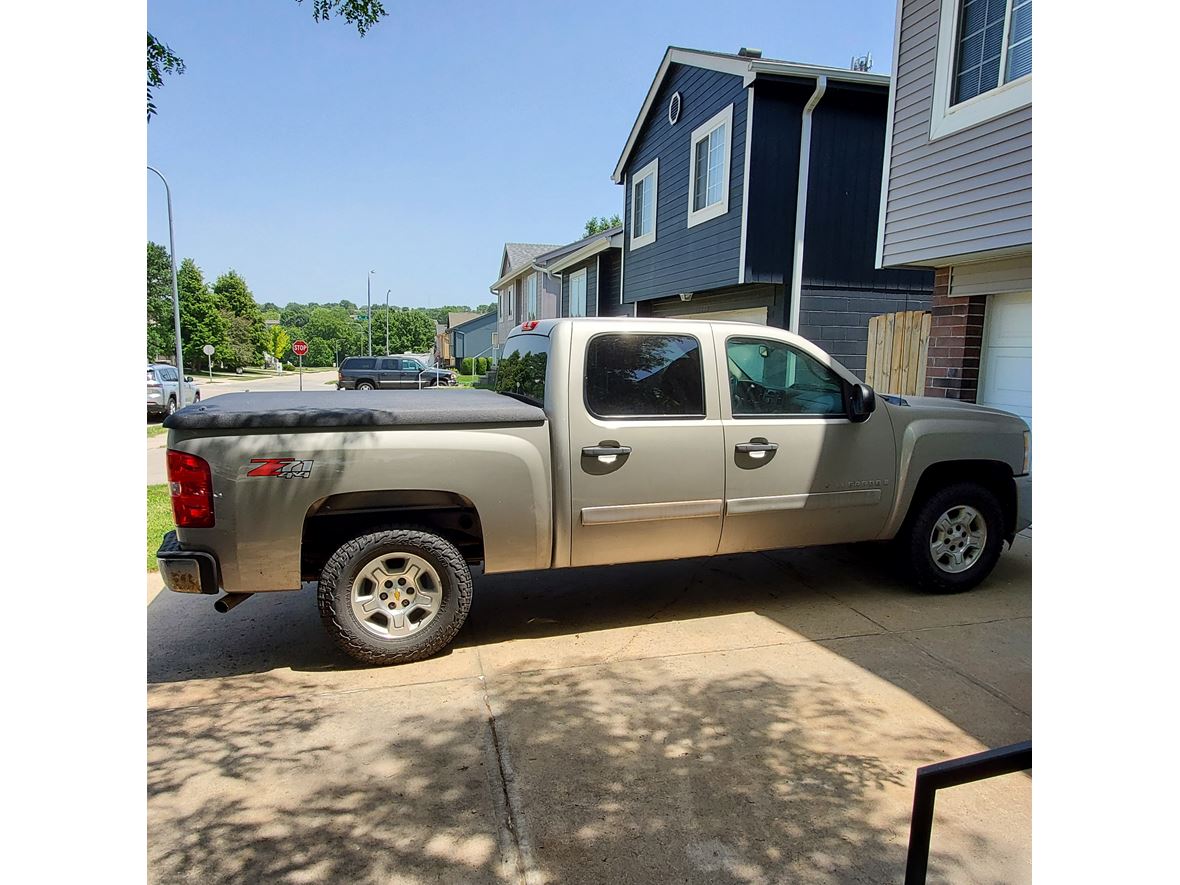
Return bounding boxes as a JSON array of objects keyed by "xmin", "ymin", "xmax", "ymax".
[
  {"xmin": 612, "ymin": 46, "xmax": 890, "ymax": 183},
  {"xmin": 500, "ymin": 243, "xmax": 561, "ymax": 279},
  {"xmin": 449, "ymin": 311, "xmax": 496, "ymax": 334},
  {"xmin": 447, "ymin": 311, "xmax": 480, "ymax": 329},
  {"xmin": 539, "ymin": 226, "xmax": 623, "ymax": 275}
]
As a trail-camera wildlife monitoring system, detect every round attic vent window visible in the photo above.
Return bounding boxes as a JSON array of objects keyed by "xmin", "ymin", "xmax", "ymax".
[{"xmin": 668, "ymin": 91, "xmax": 682, "ymax": 125}]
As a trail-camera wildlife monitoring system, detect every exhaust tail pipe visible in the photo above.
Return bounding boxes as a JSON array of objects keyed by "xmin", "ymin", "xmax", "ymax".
[{"xmin": 214, "ymin": 593, "xmax": 254, "ymax": 613}]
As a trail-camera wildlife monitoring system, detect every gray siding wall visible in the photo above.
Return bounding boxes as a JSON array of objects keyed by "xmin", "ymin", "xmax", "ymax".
[
  {"xmin": 495, "ymin": 278, "xmax": 519, "ymax": 353},
  {"xmin": 622, "ymin": 64, "xmax": 747, "ymax": 303},
  {"xmin": 797, "ymin": 287, "xmax": 932, "ymax": 379},
  {"xmin": 880, "ymin": 0, "xmax": 1032, "ymax": 267},
  {"xmin": 541, "ymin": 272, "xmax": 560, "ymax": 319},
  {"xmin": 560, "ymin": 256, "xmax": 598, "ymax": 317},
  {"xmin": 453, "ymin": 317, "xmax": 495, "ymax": 362}
]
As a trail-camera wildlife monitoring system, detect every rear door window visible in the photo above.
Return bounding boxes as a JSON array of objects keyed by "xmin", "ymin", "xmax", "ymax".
[
  {"xmin": 585, "ymin": 334, "xmax": 705, "ymax": 418},
  {"xmin": 379, "ymin": 359, "xmax": 401, "ymax": 370}
]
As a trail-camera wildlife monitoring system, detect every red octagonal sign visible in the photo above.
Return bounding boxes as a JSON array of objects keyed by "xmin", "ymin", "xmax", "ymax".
[{"xmin": 292, "ymin": 340, "xmax": 309, "ymax": 356}]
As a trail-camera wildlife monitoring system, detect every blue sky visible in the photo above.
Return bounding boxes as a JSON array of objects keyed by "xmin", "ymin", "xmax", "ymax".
[{"xmin": 147, "ymin": 0, "xmax": 898, "ymax": 308}]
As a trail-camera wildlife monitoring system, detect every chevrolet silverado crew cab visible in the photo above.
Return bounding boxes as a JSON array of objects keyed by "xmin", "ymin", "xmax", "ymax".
[{"xmin": 157, "ymin": 317, "xmax": 1031, "ymax": 666}]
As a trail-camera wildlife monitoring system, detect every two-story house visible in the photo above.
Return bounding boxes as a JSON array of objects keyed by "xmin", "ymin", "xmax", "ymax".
[
  {"xmin": 612, "ymin": 46, "xmax": 934, "ymax": 377},
  {"xmin": 535, "ymin": 226, "xmax": 630, "ymax": 320},
  {"xmin": 877, "ymin": 0, "xmax": 1031, "ymax": 426},
  {"xmin": 491, "ymin": 243, "xmax": 562, "ymax": 353}
]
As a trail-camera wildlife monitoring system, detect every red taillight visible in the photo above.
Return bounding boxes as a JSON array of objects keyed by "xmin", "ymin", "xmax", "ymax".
[
  {"xmin": 521, "ymin": 321, "xmax": 539, "ymax": 332},
  {"xmin": 167, "ymin": 450, "xmax": 215, "ymax": 528}
]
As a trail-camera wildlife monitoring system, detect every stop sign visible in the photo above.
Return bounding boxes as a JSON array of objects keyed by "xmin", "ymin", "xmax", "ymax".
[{"xmin": 292, "ymin": 340, "xmax": 309, "ymax": 357}]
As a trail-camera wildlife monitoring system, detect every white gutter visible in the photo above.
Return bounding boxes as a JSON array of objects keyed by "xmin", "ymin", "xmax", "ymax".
[{"xmin": 788, "ymin": 75, "xmax": 826, "ymax": 334}]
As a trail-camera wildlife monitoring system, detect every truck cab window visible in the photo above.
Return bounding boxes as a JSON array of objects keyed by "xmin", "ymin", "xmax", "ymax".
[
  {"xmin": 585, "ymin": 333, "xmax": 704, "ymax": 418},
  {"xmin": 727, "ymin": 337, "xmax": 844, "ymax": 416},
  {"xmin": 496, "ymin": 334, "xmax": 549, "ymax": 405}
]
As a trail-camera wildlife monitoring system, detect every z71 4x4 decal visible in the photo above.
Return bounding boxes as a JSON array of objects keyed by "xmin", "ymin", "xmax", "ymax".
[{"xmin": 247, "ymin": 458, "xmax": 314, "ymax": 479}]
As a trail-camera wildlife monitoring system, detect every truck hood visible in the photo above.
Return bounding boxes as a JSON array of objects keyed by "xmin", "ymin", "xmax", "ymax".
[{"xmin": 880, "ymin": 394, "xmax": 1028, "ymax": 430}]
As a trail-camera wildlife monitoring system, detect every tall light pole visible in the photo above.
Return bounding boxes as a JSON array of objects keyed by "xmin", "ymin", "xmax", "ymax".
[
  {"xmin": 147, "ymin": 166, "xmax": 186, "ymax": 407},
  {"xmin": 367, "ymin": 270, "xmax": 375, "ymax": 356},
  {"xmin": 385, "ymin": 288, "xmax": 391, "ymax": 355}
]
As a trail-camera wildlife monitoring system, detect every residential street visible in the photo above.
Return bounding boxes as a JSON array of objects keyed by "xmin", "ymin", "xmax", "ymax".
[
  {"xmin": 148, "ymin": 535, "xmax": 1032, "ymax": 884},
  {"xmin": 147, "ymin": 370, "xmax": 338, "ymax": 484}
]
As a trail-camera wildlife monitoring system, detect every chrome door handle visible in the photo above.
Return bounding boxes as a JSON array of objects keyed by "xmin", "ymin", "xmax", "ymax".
[
  {"xmin": 582, "ymin": 445, "xmax": 632, "ymax": 458},
  {"xmin": 735, "ymin": 441, "xmax": 779, "ymax": 453}
]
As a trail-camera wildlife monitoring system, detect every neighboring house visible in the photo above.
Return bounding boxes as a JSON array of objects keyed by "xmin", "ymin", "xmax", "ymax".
[
  {"xmin": 450, "ymin": 311, "xmax": 496, "ymax": 366},
  {"xmin": 612, "ymin": 46, "xmax": 933, "ymax": 377},
  {"xmin": 535, "ymin": 226, "xmax": 631, "ymax": 320},
  {"xmin": 877, "ymin": 0, "xmax": 1032, "ymax": 426},
  {"xmin": 434, "ymin": 322, "xmax": 449, "ymax": 366},
  {"xmin": 491, "ymin": 243, "xmax": 562, "ymax": 354}
]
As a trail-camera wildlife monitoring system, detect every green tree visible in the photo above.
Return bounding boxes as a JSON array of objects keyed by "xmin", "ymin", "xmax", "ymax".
[
  {"xmin": 213, "ymin": 269, "xmax": 266, "ymax": 365},
  {"xmin": 475, "ymin": 302, "xmax": 496, "ymax": 315},
  {"xmin": 304, "ymin": 338, "xmax": 336, "ymax": 367},
  {"xmin": 583, "ymin": 214, "xmax": 621, "ymax": 238},
  {"xmin": 149, "ymin": 2, "xmax": 387, "ymax": 120},
  {"xmin": 147, "ymin": 242, "xmax": 175, "ymax": 360},
  {"xmin": 264, "ymin": 325, "xmax": 292, "ymax": 364},
  {"xmin": 177, "ymin": 258, "xmax": 226, "ymax": 369},
  {"xmin": 388, "ymin": 309, "xmax": 437, "ymax": 353}
]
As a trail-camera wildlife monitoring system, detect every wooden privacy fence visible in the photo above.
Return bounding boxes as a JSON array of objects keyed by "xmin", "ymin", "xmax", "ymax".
[{"xmin": 865, "ymin": 310, "xmax": 932, "ymax": 396}]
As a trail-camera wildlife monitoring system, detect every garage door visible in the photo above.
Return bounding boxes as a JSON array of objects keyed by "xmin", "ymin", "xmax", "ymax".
[
  {"xmin": 666, "ymin": 306, "xmax": 768, "ymax": 324},
  {"xmin": 978, "ymin": 292, "xmax": 1031, "ymax": 428}
]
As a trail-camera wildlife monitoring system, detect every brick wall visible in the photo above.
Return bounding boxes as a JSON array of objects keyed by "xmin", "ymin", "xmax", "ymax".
[{"xmin": 924, "ymin": 266, "xmax": 987, "ymax": 400}]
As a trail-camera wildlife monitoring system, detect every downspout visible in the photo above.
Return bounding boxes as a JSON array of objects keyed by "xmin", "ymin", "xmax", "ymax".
[{"xmin": 788, "ymin": 75, "xmax": 827, "ymax": 333}]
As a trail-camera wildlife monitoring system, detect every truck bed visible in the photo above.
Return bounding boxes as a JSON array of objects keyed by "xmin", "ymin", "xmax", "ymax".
[{"xmin": 162, "ymin": 388, "xmax": 547, "ymax": 431}]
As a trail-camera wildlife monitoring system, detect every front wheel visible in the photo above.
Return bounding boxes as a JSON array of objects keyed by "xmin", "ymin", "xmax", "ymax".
[
  {"xmin": 318, "ymin": 528, "xmax": 473, "ymax": 665},
  {"xmin": 897, "ymin": 481, "xmax": 1005, "ymax": 593}
]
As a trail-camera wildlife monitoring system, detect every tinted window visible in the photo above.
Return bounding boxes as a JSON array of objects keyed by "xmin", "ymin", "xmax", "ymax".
[
  {"xmin": 496, "ymin": 334, "xmax": 549, "ymax": 406},
  {"xmin": 586, "ymin": 334, "xmax": 704, "ymax": 418},
  {"xmin": 158, "ymin": 366, "xmax": 178, "ymax": 382},
  {"xmin": 727, "ymin": 337, "xmax": 844, "ymax": 416},
  {"xmin": 347, "ymin": 358, "xmax": 376, "ymax": 371},
  {"xmin": 379, "ymin": 359, "xmax": 401, "ymax": 370}
]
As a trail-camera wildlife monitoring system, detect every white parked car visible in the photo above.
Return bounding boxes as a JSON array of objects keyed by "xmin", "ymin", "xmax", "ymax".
[{"xmin": 147, "ymin": 364, "xmax": 200, "ymax": 419}]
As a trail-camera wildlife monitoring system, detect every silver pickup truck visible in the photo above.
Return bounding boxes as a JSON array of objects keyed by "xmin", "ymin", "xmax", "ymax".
[{"xmin": 158, "ymin": 317, "xmax": 1030, "ymax": 665}]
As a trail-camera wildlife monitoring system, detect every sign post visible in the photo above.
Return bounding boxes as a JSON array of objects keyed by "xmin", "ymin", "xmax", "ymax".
[
  {"xmin": 293, "ymin": 340, "xmax": 309, "ymax": 391},
  {"xmin": 202, "ymin": 343, "xmax": 215, "ymax": 381}
]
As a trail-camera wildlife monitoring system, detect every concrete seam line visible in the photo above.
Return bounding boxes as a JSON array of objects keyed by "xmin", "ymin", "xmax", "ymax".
[
  {"xmin": 895, "ymin": 635, "xmax": 1030, "ymax": 717},
  {"xmin": 477, "ymin": 650, "xmax": 545, "ymax": 885}
]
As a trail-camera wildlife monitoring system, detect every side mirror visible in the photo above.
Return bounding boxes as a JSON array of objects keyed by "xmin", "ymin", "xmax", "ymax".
[
  {"xmin": 846, "ymin": 382, "xmax": 876, "ymax": 423},
  {"xmin": 184, "ymin": 376, "xmax": 194, "ymax": 383}
]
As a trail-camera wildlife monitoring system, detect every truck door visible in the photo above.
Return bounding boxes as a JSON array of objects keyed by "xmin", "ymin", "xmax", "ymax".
[
  {"xmin": 567, "ymin": 325, "xmax": 725, "ymax": 568},
  {"xmin": 712, "ymin": 327, "xmax": 896, "ymax": 553},
  {"xmin": 377, "ymin": 358, "xmax": 402, "ymax": 389}
]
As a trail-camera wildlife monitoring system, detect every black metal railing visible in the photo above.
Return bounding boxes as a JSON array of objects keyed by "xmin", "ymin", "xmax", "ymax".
[{"xmin": 904, "ymin": 740, "xmax": 1032, "ymax": 884}]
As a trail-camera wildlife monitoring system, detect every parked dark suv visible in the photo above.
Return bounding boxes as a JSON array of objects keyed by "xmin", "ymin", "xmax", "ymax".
[{"xmin": 337, "ymin": 356, "xmax": 456, "ymax": 390}]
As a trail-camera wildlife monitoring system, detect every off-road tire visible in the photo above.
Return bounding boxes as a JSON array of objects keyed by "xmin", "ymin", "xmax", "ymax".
[
  {"xmin": 898, "ymin": 481, "xmax": 1005, "ymax": 593},
  {"xmin": 318, "ymin": 527, "xmax": 473, "ymax": 665}
]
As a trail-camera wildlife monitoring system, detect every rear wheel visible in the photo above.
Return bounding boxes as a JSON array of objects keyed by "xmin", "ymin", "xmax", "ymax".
[
  {"xmin": 898, "ymin": 481, "xmax": 1005, "ymax": 593},
  {"xmin": 166, "ymin": 397, "xmax": 177, "ymax": 416},
  {"xmin": 318, "ymin": 528, "xmax": 473, "ymax": 665},
  {"xmin": 356, "ymin": 381, "xmax": 375, "ymax": 391}
]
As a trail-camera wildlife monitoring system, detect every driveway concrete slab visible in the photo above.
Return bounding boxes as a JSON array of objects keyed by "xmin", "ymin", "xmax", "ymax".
[
  {"xmin": 148, "ymin": 584, "xmax": 482, "ymax": 711},
  {"xmin": 484, "ymin": 642, "xmax": 1030, "ymax": 885},
  {"xmin": 149, "ymin": 678, "xmax": 513, "ymax": 884}
]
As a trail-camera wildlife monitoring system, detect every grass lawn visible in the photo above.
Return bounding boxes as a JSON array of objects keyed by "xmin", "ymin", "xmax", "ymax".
[
  {"xmin": 147, "ymin": 423, "xmax": 168, "ymax": 438},
  {"xmin": 147, "ymin": 484, "xmax": 174, "ymax": 572}
]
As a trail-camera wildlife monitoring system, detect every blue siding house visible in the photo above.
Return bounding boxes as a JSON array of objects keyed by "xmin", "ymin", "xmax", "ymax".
[
  {"xmin": 449, "ymin": 311, "xmax": 496, "ymax": 366},
  {"xmin": 613, "ymin": 47, "xmax": 934, "ymax": 376}
]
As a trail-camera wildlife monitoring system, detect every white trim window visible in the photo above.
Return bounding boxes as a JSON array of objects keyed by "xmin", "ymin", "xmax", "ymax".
[
  {"xmin": 502, "ymin": 285, "xmax": 513, "ymax": 320},
  {"xmin": 525, "ymin": 273, "xmax": 538, "ymax": 320},
  {"xmin": 687, "ymin": 103, "xmax": 733, "ymax": 228},
  {"xmin": 568, "ymin": 268, "xmax": 588, "ymax": 317},
  {"xmin": 629, "ymin": 158, "xmax": 658, "ymax": 250},
  {"xmin": 930, "ymin": 0, "xmax": 1032, "ymax": 141}
]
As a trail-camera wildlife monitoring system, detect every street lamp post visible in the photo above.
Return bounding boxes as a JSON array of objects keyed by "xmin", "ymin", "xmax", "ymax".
[
  {"xmin": 385, "ymin": 289, "xmax": 391, "ymax": 355},
  {"xmin": 367, "ymin": 270, "xmax": 375, "ymax": 356},
  {"xmin": 147, "ymin": 165, "xmax": 186, "ymax": 407}
]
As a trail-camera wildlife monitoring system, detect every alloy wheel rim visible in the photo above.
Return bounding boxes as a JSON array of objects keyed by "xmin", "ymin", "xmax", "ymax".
[
  {"xmin": 929, "ymin": 505, "xmax": 987, "ymax": 574},
  {"xmin": 350, "ymin": 552, "xmax": 442, "ymax": 639}
]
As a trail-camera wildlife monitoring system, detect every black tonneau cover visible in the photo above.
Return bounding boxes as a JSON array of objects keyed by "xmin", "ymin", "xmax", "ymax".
[{"xmin": 163, "ymin": 389, "xmax": 546, "ymax": 431}]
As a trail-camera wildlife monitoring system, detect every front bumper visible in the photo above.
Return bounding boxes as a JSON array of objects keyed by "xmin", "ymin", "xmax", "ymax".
[
  {"xmin": 156, "ymin": 530, "xmax": 220, "ymax": 595},
  {"xmin": 1014, "ymin": 474, "xmax": 1032, "ymax": 533}
]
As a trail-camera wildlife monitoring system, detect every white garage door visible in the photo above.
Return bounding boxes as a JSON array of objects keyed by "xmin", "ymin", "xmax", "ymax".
[
  {"xmin": 978, "ymin": 292, "xmax": 1031, "ymax": 428},
  {"xmin": 666, "ymin": 306, "xmax": 768, "ymax": 324}
]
